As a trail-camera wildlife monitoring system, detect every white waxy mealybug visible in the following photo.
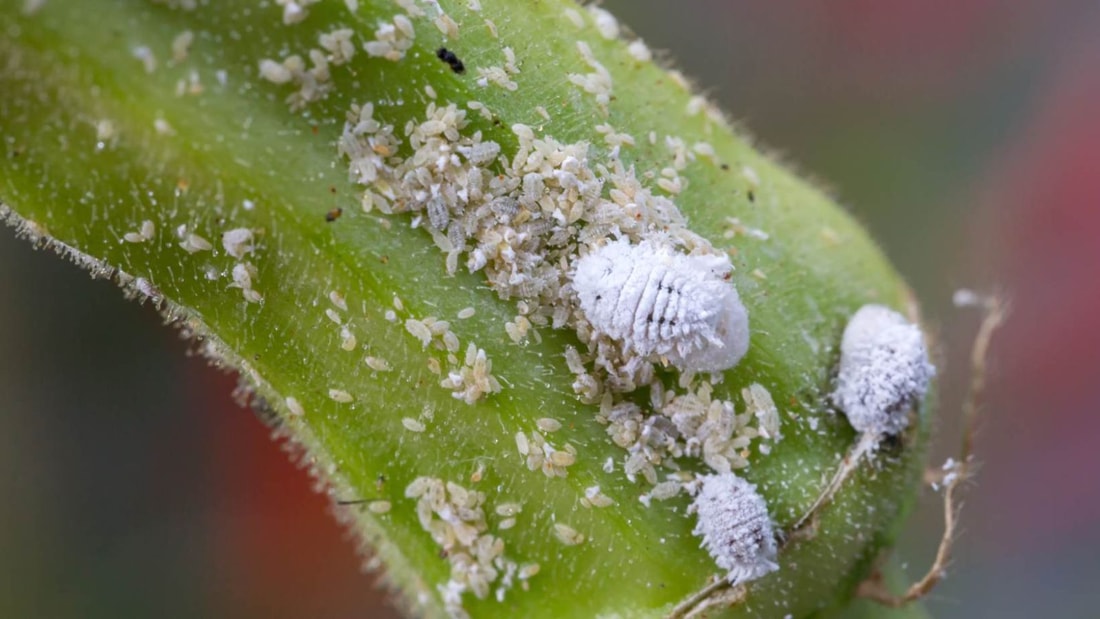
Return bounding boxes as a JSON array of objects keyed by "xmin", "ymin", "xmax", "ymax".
[
  {"xmin": 794, "ymin": 304, "xmax": 935, "ymax": 530},
  {"xmin": 833, "ymin": 304, "xmax": 935, "ymax": 436},
  {"xmin": 690, "ymin": 473, "xmax": 778, "ymax": 585},
  {"xmin": 572, "ymin": 238, "xmax": 750, "ymax": 372}
]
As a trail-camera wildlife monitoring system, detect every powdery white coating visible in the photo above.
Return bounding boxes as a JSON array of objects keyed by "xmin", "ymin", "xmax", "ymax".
[
  {"xmin": 572, "ymin": 238, "xmax": 750, "ymax": 372},
  {"xmin": 690, "ymin": 473, "xmax": 778, "ymax": 585},
  {"xmin": 833, "ymin": 304, "xmax": 935, "ymax": 436}
]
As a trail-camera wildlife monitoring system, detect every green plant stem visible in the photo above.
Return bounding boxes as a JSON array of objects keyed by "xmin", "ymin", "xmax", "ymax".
[{"xmin": 0, "ymin": 1, "xmax": 933, "ymax": 617}]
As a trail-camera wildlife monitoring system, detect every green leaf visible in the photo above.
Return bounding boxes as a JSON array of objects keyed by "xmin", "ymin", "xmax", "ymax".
[{"xmin": 0, "ymin": 0, "xmax": 933, "ymax": 617}]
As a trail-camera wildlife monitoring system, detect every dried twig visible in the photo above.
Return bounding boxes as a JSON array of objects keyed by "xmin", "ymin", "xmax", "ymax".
[
  {"xmin": 791, "ymin": 432, "xmax": 879, "ymax": 531},
  {"xmin": 667, "ymin": 579, "xmax": 745, "ymax": 619}
]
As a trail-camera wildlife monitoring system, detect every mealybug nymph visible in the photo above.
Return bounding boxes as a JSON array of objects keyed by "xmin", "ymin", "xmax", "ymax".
[
  {"xmin": 572, "ymin": 238, "xmax": 750, "ymax": 372},
  {"xmin": 690, "ymin": 473, "xmax": 779, "ymax": 585}
]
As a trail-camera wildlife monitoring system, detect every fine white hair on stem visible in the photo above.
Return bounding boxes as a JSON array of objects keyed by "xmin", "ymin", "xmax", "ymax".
[
  {"xmin": 690, "ymin": 473, "xmax": 778, "ymax": 585},
  {"xmin": 572, "ymin": 238, "xmax": 750, "ymax": 372},
  {"xmin": 794, "ymin": 304, "xmax": 934, "ymax": 530}
]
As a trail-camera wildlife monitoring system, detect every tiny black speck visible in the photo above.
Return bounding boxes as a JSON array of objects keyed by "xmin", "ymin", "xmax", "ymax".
[{"xmin": 436, "ymin": 47, "xmax": 465, "ymax": 74}]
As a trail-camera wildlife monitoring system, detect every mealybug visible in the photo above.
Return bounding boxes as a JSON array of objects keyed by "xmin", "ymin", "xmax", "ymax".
[
  {"xmin": 795, "ymin": 304, "xmax": 934, "ymax": 529},
  {"xmin": 833, "ymin": 304, "xmax": 934, "ymax": 436},
  {"xmin": 572, "ymin": 238, "xmax": 750, "ymax": 372},
  {"xmin": 690, "ymin": 473, "xmax": 779, "ymax": 585}
]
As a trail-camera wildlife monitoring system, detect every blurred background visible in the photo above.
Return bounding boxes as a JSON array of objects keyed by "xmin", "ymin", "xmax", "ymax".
[{"xmin": 3, "ymin": 0, "xmax": 1099, "ymax": 616}]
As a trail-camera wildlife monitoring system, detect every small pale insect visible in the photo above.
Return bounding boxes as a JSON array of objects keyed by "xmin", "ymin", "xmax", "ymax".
[
  {"xmin": 572, "ymin": 238, "xmax": 750, "ymax": 372},
  {"xmin": 552, "ymin": 522, "xmax": 586, "ymax": 546},
  {"xmin": 690, "ymin": 473, "xmax": 778, "ymax": 585}
]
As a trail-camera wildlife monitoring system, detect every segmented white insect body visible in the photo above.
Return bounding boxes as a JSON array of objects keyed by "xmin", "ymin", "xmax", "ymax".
[
  {"xmin": 690, "ymin": 473, "xmax": 778, "ymax": 585},
  {"xmin": 833, "ymin": 304, "xmax": 935, "ymax": 436},
  {"xmin": 572, "ymin": 238, "xmax": 750, "ymax": 372}
]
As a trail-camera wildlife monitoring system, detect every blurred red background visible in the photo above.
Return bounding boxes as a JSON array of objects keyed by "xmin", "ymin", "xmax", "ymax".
[{"xmin": 2, "ymin": 1, "xmax": 1099, "ymax": 617}]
